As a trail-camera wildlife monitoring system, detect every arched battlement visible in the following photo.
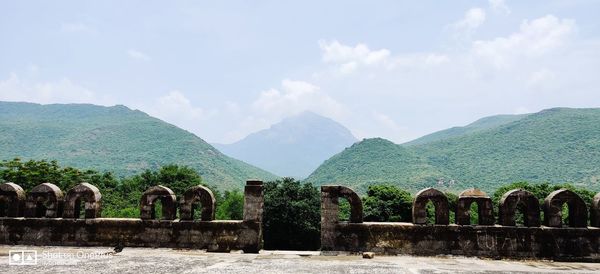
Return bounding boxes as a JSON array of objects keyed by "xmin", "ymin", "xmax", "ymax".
[
  {"xmin": 179, "ymin": 185, "xmax": 215, "ymax": 221},
  {"xmin": 498, "ymin": 189, "xmax": 540, "ymax": 227},
  {"xmin": 543, "ymin": 189, "xmax": 587, "ymax": 227},
  {"xmin": 24, "ymin": 183, "xmax": 64, "ymax": 218},
  {"xmin": 63, "ymin": 183, "xmax": 102, "ymax": 219},
  {"xmin": 140, "ymin": 185, "xmax": 177, "ymax": 220},
  {"xmin": 591, "ymin": 193, "xmax": 600, "ymax": 227},
  {"xmin": 456, "ymin": 188, "xmax": 494, "ymax": 225},
  {"xmin": 0, "ymin": 182, "xmax": 26, "ymax": 217},
  {"xmin": 321, "ymin": 185, "xmax": 363, "ymax": 223},
  {"xmin": 412, "ymin": 187, "xmax": 449, "ymax": 225}
]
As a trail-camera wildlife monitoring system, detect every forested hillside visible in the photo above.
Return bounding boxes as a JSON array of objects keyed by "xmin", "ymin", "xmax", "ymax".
[
  {"xmin": 0, "ymin": 101, "xmax": 276, "ymax": 189},
  {"xmin": 306, "ymin": 108, "xmax": 600, "ymax": 193}
]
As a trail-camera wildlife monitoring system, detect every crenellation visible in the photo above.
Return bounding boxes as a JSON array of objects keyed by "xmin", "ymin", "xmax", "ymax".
[
  {"xmin": 24, "ymin": 183, "xmax": 64, "ymax": 218},
  {"xmin": 140, "ymin": 185, "xmax": 178, "ymax": 220},
  {"xmin": 0, "ymin": 181, "xmax": 264, "ymax": 253},
  {"xmin": 321, "ymin": 185, "xmax": 600, "ymax": 261},
  {"xmin": 543, "ymin": 188, "xmax": 588, "ymax": 227},
  {"xmin": 63, "ymin": 182, "xmax": 102, "ymax": 219},
  {"xmin": 498, "ymin": 189, "xmax": 540, "ymax": 227},
  {"xmin": 412, "ymin": 187, "xmax": 449, "ymax": 225},
  {"xmin": 0, "ymin": 182, "xmax": 25, "ymax": 217},
  {"xmin": 456, "ymin": 188, "xmax": 494, "ymax": 225},
  {"xmin": 179, "ymin": 185, "xmax": 216, "ymax": 221}
]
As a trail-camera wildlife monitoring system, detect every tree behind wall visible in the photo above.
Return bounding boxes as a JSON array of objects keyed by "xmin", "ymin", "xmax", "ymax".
[{"xmin": 263, "ymin": 178, "xmax": 321, "ymax": 250}]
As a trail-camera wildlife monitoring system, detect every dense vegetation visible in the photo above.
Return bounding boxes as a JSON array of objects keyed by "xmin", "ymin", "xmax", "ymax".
[
  {"xmin": 263, "ymin": 178, "xmax": 321, "ymax": 250},
  {"xmin": 307, "ymin": 108, "xmax": 600, "ymax": 193},
  {"xmin": 0, "ymin": 101, "xmax": 276, "ymax": 190}
]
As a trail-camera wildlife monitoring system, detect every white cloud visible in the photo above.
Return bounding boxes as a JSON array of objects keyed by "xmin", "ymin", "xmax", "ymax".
[
  {"xmin": 319, "ymin": 40, "xmax": 390, "ymax": 74},
  {"xmin": 0, "ymin": 73, "xmax": 110, "ymax": 105},
  {"xmin": 148, "ymin": 90, "xmax": 208, "ymax": 121},
  {"xmin": 252, "ymin": 79, "xmax": 344, "ymax": 118},
  {"xmin": 489, "ymin": 0, "xmax": 511, "ymax": 15},
  {"xmin": 473, "ymin": 15, "xmax": 575, "ymax": 68},
  {"xmin": 127, "ymin": 49, "xmax": 151, "ymax": 61},
  {"xmin": 454, "ymin": 8, "xmax": 486, "ymax": 31}
]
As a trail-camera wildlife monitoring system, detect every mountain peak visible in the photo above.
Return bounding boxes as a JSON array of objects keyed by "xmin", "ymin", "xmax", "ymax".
[{"xmin": 215, "ymin": 112, "xmax": 357, "ymax": 179}]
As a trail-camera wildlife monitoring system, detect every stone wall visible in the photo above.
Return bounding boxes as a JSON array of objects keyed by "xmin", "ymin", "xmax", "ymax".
[
  {"xmin": 321, "ymin": 186, "xmax": 600, "ymax": 262},
  {"xmin": 0, "ymin": 181, "xmax": 263, "ymax": 253}
]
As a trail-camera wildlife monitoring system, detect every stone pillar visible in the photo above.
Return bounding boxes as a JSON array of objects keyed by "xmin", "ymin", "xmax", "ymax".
[
  {"xmin": 0, "ymin": 182, "xmax": 26, "ymax": 217},
  {"xmin": 243, "ymin": 180, "xmax": 264, "ymax": 223},
  {"xmin": 321, "ymin": 185, "xmax": 363, "ymax": 251},
  {"xmin": 591, "ymin": 193, "xmax": 600, "ymax": 228}
]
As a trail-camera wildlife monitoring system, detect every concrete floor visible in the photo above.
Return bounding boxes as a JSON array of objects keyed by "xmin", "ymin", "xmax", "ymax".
[{"xmin": 1, "ymin": 245, "xmax": 600, "ymax": 274}]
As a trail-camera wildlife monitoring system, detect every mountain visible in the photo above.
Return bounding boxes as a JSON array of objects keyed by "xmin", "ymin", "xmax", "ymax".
[
  {"xmin": 404, "ymin": 114, "xmax": 529, "ymax": 146},
  {"xmin": 214, "ymin": 111, "xmax": 358, "ymax": 179},
  {"xmin": 0, "ymin": 101, "xmax": 277, "ymax": 190},
  {"xmin": 306, "ymin": 108, "xmax": 600, "ymax": 193}
]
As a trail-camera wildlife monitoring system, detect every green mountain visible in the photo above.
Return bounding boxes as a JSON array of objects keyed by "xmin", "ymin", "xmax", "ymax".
[
  {"xmin": 0, "ymin": 101, "xmax": 277, "ymax": 190},
  {"xmin": 214, "ymin": 111, "xmax": 357, "ymax": 179},
  {"xmin": 305, "ymin": 108, "xmax": 600, "ymax": 193},
  {"xmin": 404, "ymin": 114, "xmax": 529, "ymax": 146}
]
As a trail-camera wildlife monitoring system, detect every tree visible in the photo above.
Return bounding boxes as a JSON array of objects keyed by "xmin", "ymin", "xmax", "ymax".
[
  {"xmin": 363, "ymin": 184, "xmax": 413, "ymax": 222},
  {"xmin": 263, "ymin": 178, "xmax": 320, "ymax": 250},
  {"xmin": 216, "ymin": 189, "xmax": 244, "ymax": 220}
]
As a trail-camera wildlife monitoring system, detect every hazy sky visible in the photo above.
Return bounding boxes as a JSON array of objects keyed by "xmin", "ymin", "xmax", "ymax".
[{"xmin": 1, "ymin": 1, "xmax": 599, "ymax": 143}]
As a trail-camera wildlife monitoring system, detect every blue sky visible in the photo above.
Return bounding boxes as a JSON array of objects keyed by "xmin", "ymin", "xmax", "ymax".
[{"xmin": 1, "ymin": 1, "xmax": 600, "ymax": 143}]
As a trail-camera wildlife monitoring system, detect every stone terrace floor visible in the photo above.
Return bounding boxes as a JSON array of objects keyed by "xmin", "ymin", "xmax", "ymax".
[{"xmin": 1, "ymin": 245, "xmax": 600, "ymax": 274}]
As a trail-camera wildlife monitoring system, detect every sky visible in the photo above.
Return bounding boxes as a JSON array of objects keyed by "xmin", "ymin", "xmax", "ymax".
[{"xmin": 1, "ymin": 0, "xmax": 600, "ymax": 144}]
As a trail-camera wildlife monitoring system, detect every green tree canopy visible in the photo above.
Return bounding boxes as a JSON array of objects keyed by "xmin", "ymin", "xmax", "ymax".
[
  {"xmin": 363, "ymin": 184, "xmax": 413, "ymax": 222},
  {"xmin": 263, "ymin": 178, "xmax": 320, "ymax": 250}
]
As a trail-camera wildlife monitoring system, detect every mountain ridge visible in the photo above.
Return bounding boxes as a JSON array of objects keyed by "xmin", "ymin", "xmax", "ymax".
[
  {"xmin": 0, "ymin": 101, "xmax": 277, "ymax": 190},
  {"xmin": 306, "ymin": 107, "xmax": 600, "ymax": 193}
]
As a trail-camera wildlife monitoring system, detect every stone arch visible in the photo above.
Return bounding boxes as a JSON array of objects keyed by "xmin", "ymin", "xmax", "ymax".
[
  {"xmin": 63, "ymin": 183, "xmax": 102, "ymax": 219},
  {"xmin": 24, "ymin": 183, "xmax": 64, "ymax": 218},
  {"xmin": 456, "ymin": 188, "xmax": 494, "ymax": 225},
  {"xmin": 412, "ymin": 187, "xmax": 449, "ymax": 225},
  {"xmin": 321, "ymin": 185, "xmax": 363, "ymax": 223},
  {"xmin": 0, "ymin": 182, "xmax": 26, "ymax": 217},
  {"xmin": 179, "ymin": 185, "xmax": 215, "ymax": 221},
  {"xmin": 591, "ymin": 192, "xmax": 600, "ymax": 227},
  {"xmin": 543, "ymin": 189, "xmax": 587, "ymax": 227},
  {"xmin": 498, "ymin": 189, "xmax": 540, "ymax": 227},
  {"xmin": 140, "ymin": 185, "xmax": 177, "ymax": 220}
]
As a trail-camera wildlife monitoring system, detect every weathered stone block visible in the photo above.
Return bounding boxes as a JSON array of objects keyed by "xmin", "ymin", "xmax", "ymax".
[
  {"xmin": 412, "ymin": 188, "xmax": 449, "ymax": 225},
  {"xmin": 498, "ymin": 189, "xmax": 540, "ymax": 227},
  {"xmin": 24, "ymin": 183, "xmax": 64, "ymax": 218},
  {"xmin": 0, "ymin": 182, "xmax": 25, "ymax": 217},
  {"xmin": 179, "ymin": 185, "xmax": 215, "ymax": 221},
  {"xmin": 140, "ymin": 185, "xmax": 177, "ymax": 220},
  {"xmin": 543, "ymin": 189, "xmax": 587, "ymax": 227},
  {"xmin": 456, "ymin": 188, "xmax": 494, "ymax": 226},
  {"xmin": 63, "ymin": 183, "xmax": 102, "ymax": 219}
]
